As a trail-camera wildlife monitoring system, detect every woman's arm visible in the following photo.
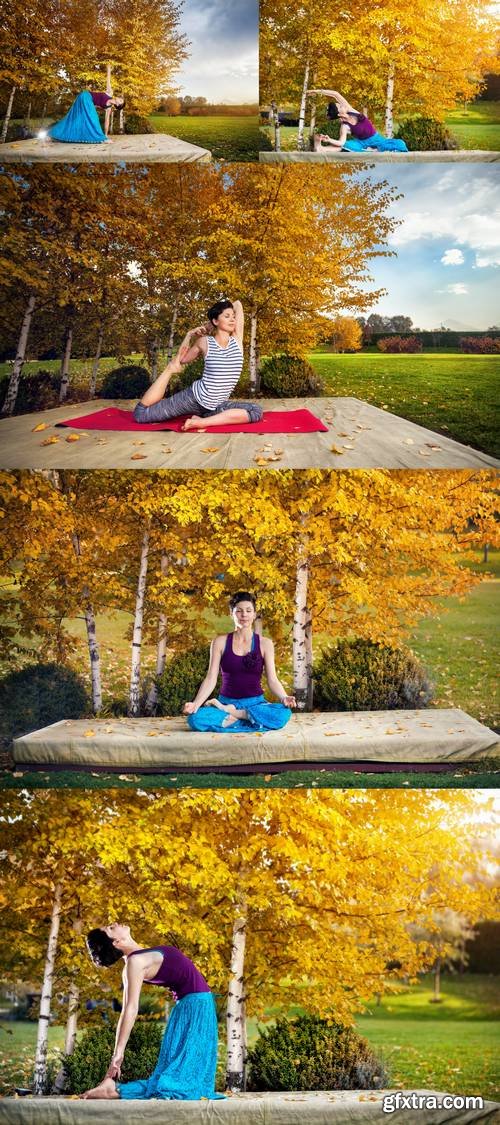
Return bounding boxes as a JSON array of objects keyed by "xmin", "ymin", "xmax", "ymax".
[
  {"xmin": 177, "ymin": 326, "xmax": 210, "ymax": 366},
  {"xmin": 309, "ymin": 88, "xmax": 358, "ymax": 113},
  {"xmin": 183, "ymin": 637, "xmax": 225, "ymax": 713},
  {"xmin": 232, "ymin": 300, "xmax": 244, "ymax": 348},
  {"xmin": 262, "ymin": 639, "xmax": 296, "ymax": 706},
  {"xmin": 338, "ymin": 122, "xmax": 350, "ymax": 147},
  {"xmin": 105, "ymin": 958, "xmax": 144, "ymax": 1078}
]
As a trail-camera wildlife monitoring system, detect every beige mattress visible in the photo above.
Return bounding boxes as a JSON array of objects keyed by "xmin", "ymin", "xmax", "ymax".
[
  {"xmin": 12, "ymin": 709, "xmax": 499, "ymax": 770},
  {"xmin": 0, "ymin": 1091, "xmax": 498, "ymax": 1123}
]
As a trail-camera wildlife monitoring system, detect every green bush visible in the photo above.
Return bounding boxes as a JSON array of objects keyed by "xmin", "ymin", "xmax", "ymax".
[
  {"xmin": 0, "ymin": 662, "xmax": 89, "ymax": 746},
  {"xmin": 248, "ymin": 1014, "xmax": 388, "ymax": 1092},
  {"xmin": 64, "ymin": 1020, "xmax": 164, "ymax": 1093},
  {"xmin": 100, "ymin": 364, "xmax": 151, "ymax": 398},
  {"xmin": 313, "ymin": 639, "xmax": 433, "ymax": 711},
  {"xmin": 259, "ymin": 354, "xmax": 324, "ymax": 398},
  {"xmin": 1, "ymin": 369, "xmax": 60, "ymax": 415},
  {"xmin": 396, "ymin": 116, "xmax": 458, "ymax": 151},
  {"xmin": 123, "ymin": 114, "xmax": 157, "ymax": 135},
  {"xmin": 157, "ymin": 644, "xmax": 214, "ymax": 716},
  {"xmin": 166, "ymin": 355, "xmax": 204, "ymax": 395}
]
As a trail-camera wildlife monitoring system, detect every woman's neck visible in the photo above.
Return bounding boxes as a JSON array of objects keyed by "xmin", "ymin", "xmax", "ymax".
[
  {"xmin": 233, "ymin": 625, "xmax": 254, "ymax": 644},
  {"xmin": 215, "ymin": 328, "xmax": 231, "ymax": 346},
  {"xmin": 122, "ymin": 940, "xmax": 143, "ymax": 958}
]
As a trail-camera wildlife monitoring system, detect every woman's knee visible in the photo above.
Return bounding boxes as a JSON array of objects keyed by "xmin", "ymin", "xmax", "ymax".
[
  {"xmin": 243, "ymin": 401, "xmax": 263, "ymax": 424},
  {"xmin": 133, "ymin": 402, "xmax": 148, "ymax": 423}
]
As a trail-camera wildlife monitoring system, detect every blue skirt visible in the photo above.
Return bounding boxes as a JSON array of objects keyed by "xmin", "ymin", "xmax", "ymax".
[
  {"xmin": 48, "ymin": 91, "xmax": 107, "ymax": 144},
  {"xmin": 187, "ymin": 694, "xmax": 292, "ymax": 734},
  {"xmin": 344, "ymin": 132, "xmax": 408, "ymax": 152},
  {"xmin": 118, "ymin": 992, "xmax": 223, "ymax": 1101}
]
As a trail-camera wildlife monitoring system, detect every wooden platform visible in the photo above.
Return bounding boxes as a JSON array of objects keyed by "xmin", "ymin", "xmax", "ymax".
[
  {"xmin": 0, "ymin": 1091, "xmax": 498, "ymax": 1123},
  {"xmin": 0, "ymin": 134, "xmax": 211, "ymax": 163},
  {"xmin": 12, "ymin": 710, "xmax": 499, "ymax": 771},
  {"xmin": 260, "ymin": 150, "xmax": 500, "ymax": 164},
  {"xmin": 0, "ymin": 398, "xmax": 497, "ymax": 470}
]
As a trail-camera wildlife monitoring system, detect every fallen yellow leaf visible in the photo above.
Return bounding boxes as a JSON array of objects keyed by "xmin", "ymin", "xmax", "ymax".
[
  {"xmin": 65, "ymin": 434, "xmax": 81, "ymax": 442},
  {"xmin": 41, "ymin": 436, "xmax": 59, "ymax": 445},
  {"xmin": 130, "ymin": 453, "xmax": 147, "ymax": 460},
  {"xmin": 32, "ymin": 422, "xmax": 48, "ymax": 432}
]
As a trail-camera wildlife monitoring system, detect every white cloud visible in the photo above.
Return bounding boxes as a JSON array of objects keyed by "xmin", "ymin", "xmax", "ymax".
[
  {"xmin": 385, "ymin": 170, "xmax": 500, "ymax": 268},
  {"xmin": 447, "ymin": 283, "xmax": 468, "ymax": 295},
  {"xmin": 441, "ymin": 249, "xmax": 464, "ymax": 266}
]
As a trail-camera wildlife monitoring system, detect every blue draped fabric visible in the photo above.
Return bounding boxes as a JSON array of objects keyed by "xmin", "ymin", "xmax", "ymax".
[
  {"xmin": 343, "ymin": 132, "xmax": 408, "ymax": 152},
  {"xmin": 118, "ymin": 992, "xmax": 224, "ymax": 1101},
  {"xmin": 187, "ymin": 694, "xmax": 292, "ymax": 733},
  {"xmin": 48, "ymin": 91, "xmax": 107, "ymax": 144}
]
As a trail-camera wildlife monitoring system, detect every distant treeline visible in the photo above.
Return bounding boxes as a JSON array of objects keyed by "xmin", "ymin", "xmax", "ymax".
[
  {"xmin": 367, "ymin": 329, "xmax": 500, "ymax": 349},
  {"xmin": 155, "ymin": 96, "xmax": 257, "ymax": 116}
]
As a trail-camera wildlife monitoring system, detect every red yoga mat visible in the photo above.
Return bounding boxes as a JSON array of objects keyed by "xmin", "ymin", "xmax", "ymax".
[{"xmin": 58, "ymin": 406, "xmax": 329, "ymax": 435}]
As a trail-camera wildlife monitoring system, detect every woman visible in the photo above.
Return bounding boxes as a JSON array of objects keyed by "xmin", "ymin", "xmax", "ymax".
[
  {"xmin": 309, "ymin": 88, "xmax": 408, "ymax": 153},
  {"xmin": 82, "ymin": 923, "xmax": 222, "ymax": 1101},
  {"xmin": 48, "ymin": 90, "xmax": 125, "ymax": 144},
  {"xmin": 184, "ymin": 592, "xmax": 296, "ymax": 733},
  {"xmin": 133, "ymin": 299, "xmax": 263, "ymax": 430}
]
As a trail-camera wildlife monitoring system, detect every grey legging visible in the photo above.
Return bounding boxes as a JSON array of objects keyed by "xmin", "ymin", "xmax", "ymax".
[{"xmin": 134, "ymin": 385, "xmax": 263, "ymax": 425}]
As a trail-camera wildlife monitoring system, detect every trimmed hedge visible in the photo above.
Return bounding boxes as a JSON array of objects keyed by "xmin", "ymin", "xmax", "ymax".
[
  {"xmin": 100, "ymin": 364, "xmax": 151, "ymax": 398},
  {"xmin": 259, "ymin": 354, "xmax": 324, "ymax": 398},
  {"xmin": 377, "ymin": 335, "xmax": 422, "ymax": 354},
  {"xmin": 123, "ymin": 114, "xmax": 157, "ymax": 135},
  {"xmin": 0, "ymin": 662, "xmax": 89, "ymax": 746},
  {"xmin": 313, "ymin": 639, "xmax": 433, "ymax": 711},
  {"xmin": 63, "ymin": 1020, "xmax": 163, "ymax": 1093},
  {"xmin": 396, "ymin": 116, "xmax": 458, "ymax": 151},
  {"xmin": 157, "ymin": 645, "xmax": 213, "ymax": 716},
  {"xmin": 248, "ymin": 1014, "xmax": 388, "ymax": 1092}
]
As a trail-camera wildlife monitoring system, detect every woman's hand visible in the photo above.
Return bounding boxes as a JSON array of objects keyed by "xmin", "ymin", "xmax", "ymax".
[
  {"xmin": 183, "ymin": 701, "xmax": 198, "ymax": 715},
  {"xmin": 105, "ymin": 1054, "xmax": 123, "ymax": 1080},
  {"xmin": 281, "ymin": 695, "xmax": 297, "ymax": 708}
]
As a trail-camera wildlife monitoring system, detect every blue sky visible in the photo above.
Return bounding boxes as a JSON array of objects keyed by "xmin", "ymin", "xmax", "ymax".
[
  {"xmin": 176, "ymin": 0, "xmax": 258, "ymax": 103},
  {"xmin": 354, "ymin": 166, "xmax": 500, "ymax": 330}
]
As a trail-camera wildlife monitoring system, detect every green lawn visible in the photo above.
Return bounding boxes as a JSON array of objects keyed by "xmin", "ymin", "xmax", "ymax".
[
  {"xmin": 310, "ymin": 352, "xmax": 500, "ymax": 458},
  {"xmin": 150, "ymin": 115, "xmax": 260, "ymax": 161},
  {"xmin": 261, "ymin": 101, "xmax": 500, "ymax": 151},
  {"xmin": 0, "ymin": 1022, "xmax": 66, "ymax": 1095},
  {"xmin": 356, "ymin": 975, "xmax": 500, "ymax": 1099}
]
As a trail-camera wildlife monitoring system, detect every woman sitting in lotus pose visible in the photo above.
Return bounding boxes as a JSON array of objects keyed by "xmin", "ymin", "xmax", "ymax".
[
  {"xmin": 309, "ymin": 88, "xmax": 408, "ymax": 153},
  {"xmin": 48, "ymin": 90, "xmax": 125, "ymax": 144},
  {"xmin": 83, "ymin": 923, "xmax": 222, "ymax": 1101},
  {"xmin": 183, "ymin": 591, "xmax": 296, "ymax": 732},
  {"xmin": 134, "ymin": 299, "xmax": 262, "ymax": 430}
]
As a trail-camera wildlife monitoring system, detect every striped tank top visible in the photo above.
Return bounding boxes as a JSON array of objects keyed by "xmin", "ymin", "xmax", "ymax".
[{"xmin": 191, "ymin": 335, "xmax": 243, "ymax": 410}]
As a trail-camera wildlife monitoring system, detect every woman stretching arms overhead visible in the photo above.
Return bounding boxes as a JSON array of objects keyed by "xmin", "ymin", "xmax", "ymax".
[{"xmin": 309, "ymin": 88, "xmax": 408, "ymax": 153}]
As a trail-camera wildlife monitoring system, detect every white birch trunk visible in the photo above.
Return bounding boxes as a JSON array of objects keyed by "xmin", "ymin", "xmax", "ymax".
[
  {"xmin": 167, "ymin": 299, "xmax": 178, "ymax": 361},
  {"xmin": 293, "ymin": 552, "xmax": 312, "ymax": 710},
  {"xmin": 129, "ymin": 525, "xmax": 150, "ymax": 716},
  {"xmin": 150, "ymin": 335, "xmax": 160, "ymax": 382},
  {"xmin": 52, "ymin": 980, "xmax": 80, "ymax": 1091},
  {"xmin": 33, "ymin": 883, "xmax": 62, "ymax": 1094},
  {"xmin": 59, "ymin": 325, "xmax": 73, "ymax": 402},
  {"xmin": 385, "ymin": 61, "xmax": 395, "ymax": 137},
  {"xmin": 271, "ymin": 103, "xmax": 281, "ymax": 151},
  {"xmin": 145, "ymin": 553, "xmax": 168, "ymax": 715},
  {"xmin": 2, "ymin": 292, "xmax": 36, "ymax": 414},
  {"xmin": 309, "ymin": 96, "xmax": 317, "ymax": 149},
  {"xmin": 226, "ymin": 904, "xmax": 247, "ymax": 1092},
  {"xmin": 1, "ymin": 85, "xmax": 16, "ymax": 143},
  {"xmin": 297, "ymin": 59, "xmax": 310, "ymax": 150},
  {"xmin": 104, "ymin": 63, "xmax": 112, "ymax": 136},
  {"xmin": 248, "ymin": 311, "xmax": 258, "ymax": 393},
  {"xmin": 0, "ymin": 83, "xmax": 16, "ymax": 142},
  {"xmin": 71, "ymin": 530, "xmax": 102, "ymax": 713},
  {"xmin": 89, "ymin": 326, "xmax": 104, "ymax": 397},
  {"xmin": 305, "ymin": 608, "xmax": 314, "ymax": 710}
]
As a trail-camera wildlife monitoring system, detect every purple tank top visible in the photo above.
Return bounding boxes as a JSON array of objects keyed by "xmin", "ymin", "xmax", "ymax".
[
  {"xmin": 220, "ymin": 632, "xmax": 264, "ymax": 699},
  {"xmin": 90, "ymin": 92, "xmax": 111, "ymax": 109},
  {"xmin": 348, "ymin": 113, "xmax": 376, "ymax": 140},
  {"xmin": 128, "ymin": 946, "xmax": 210, "ymax": 998}
]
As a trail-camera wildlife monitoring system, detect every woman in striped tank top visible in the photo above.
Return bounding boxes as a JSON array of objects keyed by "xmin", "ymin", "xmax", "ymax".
[{"xmin": 134, "ymin": 299, "xmax": 263, "ymax": 428}]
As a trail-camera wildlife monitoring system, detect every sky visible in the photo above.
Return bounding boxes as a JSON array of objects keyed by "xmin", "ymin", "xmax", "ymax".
[
  {"xmin": 355, "ymin": 166, "xmax": 500, "ymax": 330},
  {"xmin": 176, "ymin": 0, "xmax": 258, "ymax": 104}
]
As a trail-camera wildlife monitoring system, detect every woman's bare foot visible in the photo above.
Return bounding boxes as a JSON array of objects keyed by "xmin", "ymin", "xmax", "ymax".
[
  {"xmin": 81, "ymin": 1078, "xmax": 119, "ymax": 1100},
  {"xmin": 222, "ymin": 705, "xmax": 248, "ymax": 727},
  {"xmin": 181, "ymin": 415, "xmax": 206, "ymax": 431},
  {"xmin": 206, "ymin": 698, "xmax": 226, "ymax": 710}
]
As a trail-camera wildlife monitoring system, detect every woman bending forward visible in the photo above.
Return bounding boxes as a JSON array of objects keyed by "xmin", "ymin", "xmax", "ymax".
[{"xmin": 184, "ymin": 591, "xmax": 296, "ymax": 732}]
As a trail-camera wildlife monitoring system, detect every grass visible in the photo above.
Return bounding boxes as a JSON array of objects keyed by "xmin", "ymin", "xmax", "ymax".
[
  {"xmin": 0, "ymin": 1022, "xmax": 66, "ymax": 1095},
  {"xmin": 310, "ymin": 352, "xmax": 500, "ymax": 458},
  {"xmin": 356, "ymin": 975, "xmax": 500, "ymax": 1099},
  {"xmin": 149, "ymin": 114, "xmax": 261, "ymax": 161},
  {"xmin": 260, "ymin": 100, "xmax": 500, "ymax": 152}
]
